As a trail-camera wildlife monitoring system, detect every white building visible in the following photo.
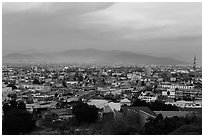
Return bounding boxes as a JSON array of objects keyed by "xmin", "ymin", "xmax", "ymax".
[
  {"xmin": 160, "ymin": 84, "xmax": 194, "ymax": 90},
  {"xmin": 66, "ymin": 81, "xmax": 78, "ymax": 85},
  {"xmin": 138, "ymin": 95, "xmax": 157, "ymax": 102},
  {"xmin": 120, "ymin": 98, "xmax": 131, "ymax": 106},
  {"xmin": 162, "ymin": 88, "xmax": 176, "ymax": 98},
  {"xmin": 168, "ymin": 100, "xmax": 202, "ymax": 108}
]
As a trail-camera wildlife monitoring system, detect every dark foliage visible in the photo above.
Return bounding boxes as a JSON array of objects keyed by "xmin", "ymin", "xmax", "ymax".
[
  {"xmin": 104, "ymin": 112, "xmax": 141, "ymax": 135},
  {"xmin": 72, "ymin": 101, "xmax": 99, "ymax": 124},
  {"xmin": 3, "ymin": 109, "xmax": 36, "ymax": 135},
  {"xmin": 62, "ymin": 81, "xmax": 67, "ymax": 88},
  {"xmin": 3, "ymin": 103, "xmax": 12, "ymax": 115},
  {"xmin": 18, "ymin": 101, "xmax": 27, "ymax": 110},
  {"xmin": 2, "ymin": 100, "xmax": 36, "ymax": 135},
  {"xmin": 6, "ymin": 84, "xmax": 17, "ymax": 90},
  {"xmin": 142, "ymin": 114, "xmax": 202, "ymax": 135},
  {"xmin": 169, "ymin": 123, "xmax": 202, "ymax": 135},
  {"xmin": 33, "ymin": 78, "xmax": 41, "ymax": 85}
]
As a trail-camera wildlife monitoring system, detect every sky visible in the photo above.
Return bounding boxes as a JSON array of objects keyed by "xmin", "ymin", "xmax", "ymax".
[{"xmin": 2, "ymin": 2, "xmax": 202, "ymax": 64}]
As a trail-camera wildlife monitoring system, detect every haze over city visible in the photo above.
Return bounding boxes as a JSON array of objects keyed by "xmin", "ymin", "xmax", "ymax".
[{"xmin": 3, "ymin": 2, "xmax": 202, "ymax": 65}]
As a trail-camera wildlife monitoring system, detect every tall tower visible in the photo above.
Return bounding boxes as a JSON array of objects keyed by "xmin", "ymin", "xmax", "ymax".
[{"xmin": 193, "ymin": 56, "xmax": 196, "ymax": 71}]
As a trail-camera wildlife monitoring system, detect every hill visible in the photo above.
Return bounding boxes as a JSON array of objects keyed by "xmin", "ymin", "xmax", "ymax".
[{"xmin": 3, "ymin": 48, "xmax": 189, "ymax": 65}]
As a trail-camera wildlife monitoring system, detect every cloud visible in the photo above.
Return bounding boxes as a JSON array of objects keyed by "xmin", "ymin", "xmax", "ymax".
[
  {"xmin": 3, "ymin": 2, "xmax": 114, "ymax": 15},
  {"xmin": 2, "ymin": 2, "xmax": 202, "ymax": 63},
  {"xmin": 82, "ymin": 2, "xmax": 201, "ymax": 41}
]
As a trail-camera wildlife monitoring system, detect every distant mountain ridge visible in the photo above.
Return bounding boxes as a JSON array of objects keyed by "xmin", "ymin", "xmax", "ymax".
[{"xmin": 3, "ymin": 48, "xmax": 189, "ymax": 65}]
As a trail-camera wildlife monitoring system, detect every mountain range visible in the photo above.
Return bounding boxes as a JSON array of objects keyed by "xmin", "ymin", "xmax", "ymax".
[{"xmin": 3, "ymin": 48, "xmax": 189, "ymax": 65}]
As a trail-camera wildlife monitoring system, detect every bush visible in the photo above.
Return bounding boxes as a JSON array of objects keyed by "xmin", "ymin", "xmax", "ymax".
[
  {"xmin": 3, "ymin": 109, "xmax": 36, "ymax": 135},
  {"xmin": 2, "ymin": 100, "xmax": 36, "ymax": 135},
  {"xmin": 104, "ymin": 112, "xmax": 141, "ymax": 135},
  {"xmin": 105, "ymin": 118, "xmax": 129, "ymax": 135},
  {"xmin": 142, "ymin": 114, "xmax": 202, "ymax": 135},
  {"xmin": 72, "ymin": 101, "xmax": 99, "ymax": 124},
  {"xmin": 169, "ymin": 123, "xmax": 202, "ymax": 135}
]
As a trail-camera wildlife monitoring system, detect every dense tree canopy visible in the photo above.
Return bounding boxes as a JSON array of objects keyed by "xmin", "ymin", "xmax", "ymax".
[
  {"xmin": 142, "ymin": 114, "xmax": 201, "ymax": 135},
  {"xmin": 2, "ymin": 100, "xmax": 36, "ymax": 135},
  {"xmin": 72, "ymin": 101, "xmax": 99, "ymax": 124},
  {"xmin": 33, "ymin": 78, "xmax": 41, "ymax": 85},
  {"xmin": 6, "ymin": 84, "xmax": 17, "ymax": 90},
  {"xmin": 105, "ymin": 112, "xmax": 141, "ymax": 135},
  {"xmin": 3, "ymin": 109, "xmax": 36, "ymax": 135}
]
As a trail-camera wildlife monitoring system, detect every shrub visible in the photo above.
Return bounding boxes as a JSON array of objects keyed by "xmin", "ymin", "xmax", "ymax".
[{"xmin": 72, "ymin": 101, "xmax": 99, "ymax": 124}]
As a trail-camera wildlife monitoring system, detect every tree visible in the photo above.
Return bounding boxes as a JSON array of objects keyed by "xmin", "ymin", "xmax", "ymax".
[
  {"xmin": 132, "ymin": 99, "xmax": 148, "ymax": 107},
  {"xmin": 3, "ymin": 109, "xmax": 36, "ymax": 135},
  {"xmin": 77, "ymin": 75, "xmax": 83, "ymax": 82},
  {"xmin": 8, "ymin": 92, "xmax": 17, "ymax": 100},
  {"xmin": 3, "ymin": 103, "xmax": 11, "ymax": 115},
  {"xmin": 9, "ymin": 100, "xmax": 18, "ymax": 109},
  {"xmin": 105, "ymin": 117, "xmax": 129, "ymax": 135},
  {"xmin": 62, "ymin": 81, "xmax": 67, "ymax": 88},
  {"xmin": 169, "ymin": 123, "xmax": 202, "ymax": 135},
  {"xmin": 33, "ymin": 78, "xmax": 40, "ymax": 85},
  {"xmin": 55, "ymin": 93, "xmax": 59, "ymax": 98},
  {"xmin": 72, "ymin": 101, "xmax": 99, "ymax": 124},
  {"xmin": 18, "ymin": 101, "xmax": 26, "ymax": 110},
  {"xmin": 104, "ymin": 111, "xmax": 141, "ymax": 135},
  {"xmin": 142, "ymin": 114, "xmax": 201, "ymax": 135},
  {"xmin": 2, "ymin": 99, "xmax": 35, "ymax": 135},
  {"xmin": 7, "ymin": 84, "xmax": 17, "ymax": 90}
]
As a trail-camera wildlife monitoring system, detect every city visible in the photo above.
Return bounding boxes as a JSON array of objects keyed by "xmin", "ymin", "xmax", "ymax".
[
  {"xmin": 2, "ymin": 2, "xmax": 202, "ymax": 135},
  {"xmin": 2, "ymin": 63, "xmax": 202, "ymax": 134}
]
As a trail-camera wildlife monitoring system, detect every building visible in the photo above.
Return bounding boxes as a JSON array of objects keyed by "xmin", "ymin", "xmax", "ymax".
[
  {"xmin": 120, "ymin": 98, "xmax": 131, "ymax": 106},
  {"xmin": 162, "ymin": 88, "xmax": 176, "ymax": 98},
  {"xmin": 144, "ymin": 66, "xmax": 151, "ymax": 77},
  {"xmin": 170, "ymin": 100, "xmax": 202, "ymax": 108},
  {"xmin": 159, "ymin": 84, "xmax": 194, "ymax": 90},
  {"xmin": 175, "ymin": 90, "xmax": 184, "ymax": 100},
  {"xmin": 138, "ymin": 95, "xmax": 157, "ymax": 102}
]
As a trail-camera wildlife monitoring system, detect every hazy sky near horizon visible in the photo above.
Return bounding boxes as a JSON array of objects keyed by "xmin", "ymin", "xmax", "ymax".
[{"xmin": 2, "ymin": 2, "xmax": 202, "ymax": 63}]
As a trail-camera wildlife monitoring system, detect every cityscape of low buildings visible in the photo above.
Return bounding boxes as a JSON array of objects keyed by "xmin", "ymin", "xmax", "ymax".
[{"xmin": 2, "ymin": 64, "xmax": 202, "ymax": 126}]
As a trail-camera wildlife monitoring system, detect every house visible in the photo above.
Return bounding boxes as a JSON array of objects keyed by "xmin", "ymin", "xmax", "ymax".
[
  {"xmin": 107, "ymin": 102, "xmax": 121, "ymax": 111},
  {"xmin": 162, "ymin": 88, "xmax": 175, "ymax": 98},
  {"xmin": 120, "ymin": 98, "xmax": 131, "ymax": 106},
  {"xmin": 175, "ymin": 90, "xmax": 184, "ymax": 100},
  {"xmin": 138, "ymin": 92, "xmax": 157, "ymax": 102},
  {"xmin": 26, "ymin": 101, "xmax": 58, "ymax": 112},
  {"xmin": 164, "ymin": 97, "xmax": 174, "ymax": 104},
  {"xmin": 170, "ymin": 100, "xmax": 202, "ymax": 108},
  {"xmin": 87, "ymin": 99, "xmax": 109, "ymax": 109},
  {"xmin": 66, "ymin": 81, "xmax": 78, "ymax": 85},
  {"xmin": 159, "ymin": 84, "xmax": 194, "ymax": 90},
  {"xmin": 49, "ymin": 108, "xmax": 73, "ymax": 119}
]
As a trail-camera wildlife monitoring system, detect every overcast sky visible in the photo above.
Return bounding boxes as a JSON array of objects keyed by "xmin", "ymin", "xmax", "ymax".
[{"xmin": 2, "ymin": 2, "xmax": 202, "ymax": 63}]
